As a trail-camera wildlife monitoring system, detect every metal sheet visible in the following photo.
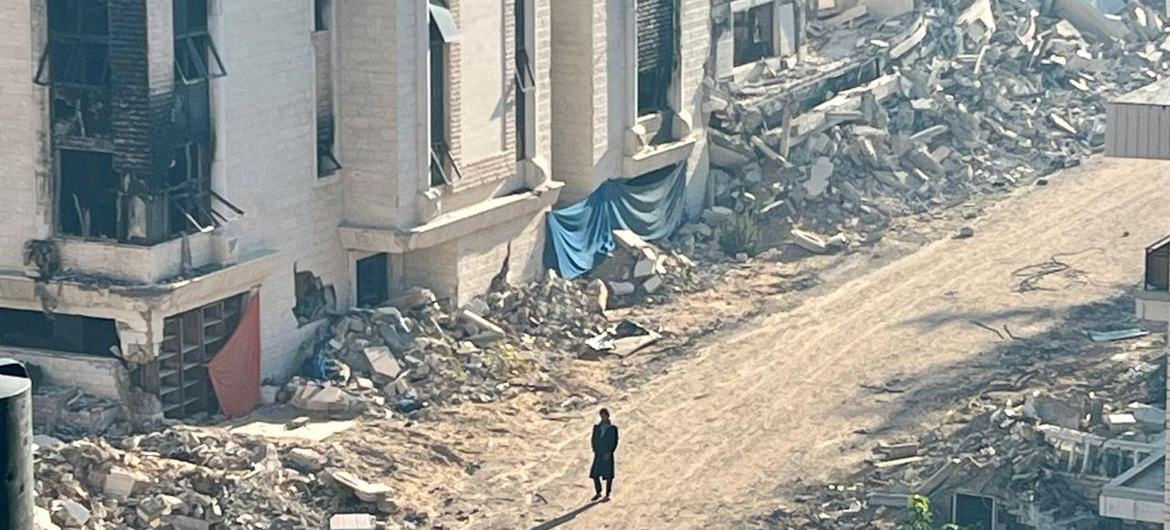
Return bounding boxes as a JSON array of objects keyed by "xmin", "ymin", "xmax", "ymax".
[{"xmin": 1106, "ymin": 102, "xmax": 1170, "ymax": 160}]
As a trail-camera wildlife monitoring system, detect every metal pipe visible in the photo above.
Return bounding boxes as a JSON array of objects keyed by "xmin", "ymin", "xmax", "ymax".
[{"xmin": 0, "ymin": 359, "xmax": 33, "ymax": 529}]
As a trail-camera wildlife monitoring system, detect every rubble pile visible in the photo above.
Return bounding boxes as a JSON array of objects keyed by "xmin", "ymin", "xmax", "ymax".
[
  {"xmin": 285, "ymin": 293, "xmax": 549, "ymax": 415},
  {"xmin": 591, "ymin": 229, "xmax": 708, "ymax": 303},
  {"xmin": 773, "ymin": 314, "xmax": 1166, "ymax": 528},
  {"xmin": 33, "ymin": 385, "xmax": 126, "ymax": 438},
  {"xmin": 33, "ymin": 427, "xmax": 338, "ymax": 529},
  {"xmin": 703, "ymin": 0, "xmax": 1170, "ymax": 256}
]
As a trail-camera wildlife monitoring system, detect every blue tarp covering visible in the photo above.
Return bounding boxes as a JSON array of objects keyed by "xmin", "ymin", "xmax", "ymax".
[{"xmin": 545, "ymin": 162, "xmax": 687, "ymax": 279}]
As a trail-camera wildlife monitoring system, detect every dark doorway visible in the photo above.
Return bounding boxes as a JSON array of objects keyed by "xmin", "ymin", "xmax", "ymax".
[
  {"xmin": 953, "ymin": 493, "xmax": 995, "ymax": 530},
  {"xmin": 58, "ymin": 149, "xmax": 119, "ymax": 239},
  {"xmin": 0, "ymin": 308, "xmax": 119, "ymax": 356},
  {"xmin": 356, "ymin": 253, "xmax": 389, "ymax": 308}
]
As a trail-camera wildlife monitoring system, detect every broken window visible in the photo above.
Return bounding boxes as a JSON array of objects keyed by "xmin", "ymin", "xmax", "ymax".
[
  {"xmin": 314, "ymin": 0, "xmax": 331, "ymax": 32},
  {"xmin": 142, "ymin": 293, "xmax": 246, "ymax": 419},
  {"xmin": 37, "ymin": 0, "xmax": 113, "ymax": 141},
  {"xmin": 733, "ymin": 1, "xmax": 776, "ymax": 67},
  {"xmin": 515, "ymin": 0, "xmax": 535, "ymax": 161},
  {"xmin": 356, "ymin": 253, "xmax": 389, "ymax": 308},
  {"xmin": 57, "ymin": 149, "xmax": 119, "ymax": 239},
  {"xmin": 163, "ymin": 0, "xmax": 228, "ymax": 242},
  {"xmin": 293, "ymin": 269, "xmax": 335, "ymax": 325},
  {"xmin": 173, "ymin": 0, "xmax": 225, "ymax": 85},
  {"xmin": 636, "ymin": 0, "xmax": 677, "ymax": 116},
  {"xmin": 952, "ymin": 493, "xmax": 994, "ymax": 530},
  {"xmin": 429, "ymin": 0, "xmax": 460, "ymax": 187},
  {"xmin": 0, "ymin": 308, "xmax": 119, "ymax": 356},
  {"xmin": 1146, "ymin": 236, "xmax": 1170, "ymax": 291}
]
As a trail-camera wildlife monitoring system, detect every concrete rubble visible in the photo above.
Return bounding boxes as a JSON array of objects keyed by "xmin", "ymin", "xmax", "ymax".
[
  {"xmin": 770, "ymin": 302, "xmax": 1166, "ymax": 529},
  {"xmin": 280, "ymin": 262, "xmax": 692, "ymax": 418},
  {"xmin": 699, "ymin": 0, "xmax": 1170, "ymax": 259}
]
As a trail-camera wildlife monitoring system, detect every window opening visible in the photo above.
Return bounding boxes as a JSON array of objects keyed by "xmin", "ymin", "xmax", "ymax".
[
  {"xmin": 636, "ymin": 0, "xmax": 677, "ymax": 116},
  {"xmin": 734, "ymin": 2, "xmax": 776, "ymax": 66}
]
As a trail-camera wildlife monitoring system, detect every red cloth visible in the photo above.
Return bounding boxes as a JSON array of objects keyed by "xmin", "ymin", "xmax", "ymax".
[{"xmin": 208, "ymin": 295, "xmax": 261, "ymax": 417}]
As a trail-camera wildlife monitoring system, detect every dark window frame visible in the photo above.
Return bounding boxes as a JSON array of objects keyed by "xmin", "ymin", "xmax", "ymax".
[
  {"xmin": 314, "ymin": 0, "xmax": 330, "ymax": 31},
  {"xmin": 635, "ymin": 0, "xmax": 678, "ymax": 117},
  {"xmin": 732, "ymin": 1, "xmax": 778, "ymax": 67},
  {"xmin": 35, "ymin": 0, "xmax": 112, "ymax": 88}
]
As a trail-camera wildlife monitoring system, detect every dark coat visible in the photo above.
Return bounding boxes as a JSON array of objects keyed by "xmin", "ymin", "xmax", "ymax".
[{"xmin": 589, "ymin": 422, "xmax": 619, "ymax": 479}]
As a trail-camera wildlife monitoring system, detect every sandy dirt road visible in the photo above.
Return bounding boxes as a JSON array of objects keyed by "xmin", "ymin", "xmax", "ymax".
[{"xmin": 425, "ymin": 157, "xmax": 1170, "ymax": 529}]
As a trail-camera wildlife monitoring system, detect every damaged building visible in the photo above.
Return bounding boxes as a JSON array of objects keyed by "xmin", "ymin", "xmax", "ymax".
[
  {"xmin": 0, "ymin": 0, "xmax": 558, "ymax": 421},
  {"xmin": 1104, "ymin": 75, "xmax": 1170, "ymax": 526}
]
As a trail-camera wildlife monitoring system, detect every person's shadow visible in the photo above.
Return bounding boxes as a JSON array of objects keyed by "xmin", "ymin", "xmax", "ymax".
[{"xmin": 527, "ymin": 500, "xmax": 602, "ymax": 530}]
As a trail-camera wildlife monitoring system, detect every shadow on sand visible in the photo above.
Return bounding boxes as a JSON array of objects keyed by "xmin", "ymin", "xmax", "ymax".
[{"xmin": 527, "ymin": 500, "xmax": 603, "ymax": 530}]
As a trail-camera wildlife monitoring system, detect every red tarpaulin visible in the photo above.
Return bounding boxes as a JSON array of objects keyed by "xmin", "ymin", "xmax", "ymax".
[{"xmin": 208, "ymin": 295, "xmax": 261, "ymax": 417}]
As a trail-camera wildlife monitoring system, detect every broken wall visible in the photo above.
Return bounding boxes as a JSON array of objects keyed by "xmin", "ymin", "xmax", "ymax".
[
  {"xmin": 454, "ymin": 207, "xmax": 549, "ymax": 306},
  {"xmin": 0, "ymin": 346, "xmax": 129, "ymax": 401},
  {"xmin": 213, "ymin": 0, "xmax": 350, "ymax": 380}
]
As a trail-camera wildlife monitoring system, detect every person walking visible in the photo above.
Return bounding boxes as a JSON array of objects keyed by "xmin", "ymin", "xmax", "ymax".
[{"xmin": 589, "ymin": 408, "xmax": 619, "ymax": 502}]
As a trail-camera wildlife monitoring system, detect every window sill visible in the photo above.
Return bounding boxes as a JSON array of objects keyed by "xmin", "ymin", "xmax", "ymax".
[{"xmin": 622, "ymin": 134, "xmax": 697, "ymax": 178}]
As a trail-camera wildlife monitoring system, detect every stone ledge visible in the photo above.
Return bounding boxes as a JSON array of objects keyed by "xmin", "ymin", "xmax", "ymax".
[
  {"xmin": 338, "ymin": 182, "xmax": 563, "ymax": 254},
  {"xmin": 621, "ymin": 135, "xmax": 698, "ymax": 179}
]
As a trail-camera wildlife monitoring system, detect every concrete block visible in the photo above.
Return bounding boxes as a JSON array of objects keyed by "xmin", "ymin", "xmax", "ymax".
[
  {"xmin": 169, "ymin": 515, "xmax": 212, "ymax": 530},
  {"xmin": 330, "ymin": 514, "xmax": 378, "ymax": 530},
  {"xmin": 104, "ymin": 467, "xmax": 149, "ymax": 499},
  {"xmin": 608, "ymin": 282, "xmax": 636, "ymax": 296},
  {"xmin": 51, "ymin": 499, "xmax": 90, "ymax": 528},
  {"xmin": 363, "ymin": 346, "xmax": 401, "ymax": 381}
]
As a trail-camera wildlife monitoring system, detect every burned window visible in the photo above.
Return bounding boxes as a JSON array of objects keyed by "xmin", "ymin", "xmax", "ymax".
[
  {"xmin": 429, "ymin": 1, "xmax": 458, "ymax": 187},
  {"xmin": 356, "ymin": 253, "xmax": 389, "ymax": 308},
  {"xmin": 58, "ymin": 149, "xmax": 119, "ymax": 239},
  {"xmin": 166, "ymin": 143, "xmax": 214, "ymax": 234},
  {"xmin": 0, "ymin": 308, "xmax": 119, "ymax": 356},
  {"xmin": 173, "ymin": 0, "xmax": 225, "ymax": 84},
  {"xmin": 636, "ymin": 0, "xmax": 676, "ymax": 116},
  {"xmin": 733, "ymin": 1, "xmax": 776, "ymax": 67},
  {"xmin": 164, "ymin": 0, "xmax": 220, "ymax": 240},
  {"xmin": 37, "ymin": 0, "xmax": 113, "ymax": 141}
]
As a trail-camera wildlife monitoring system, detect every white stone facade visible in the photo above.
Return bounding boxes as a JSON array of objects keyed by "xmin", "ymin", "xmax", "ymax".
[
  {"xmin": 0, "ymin": 0, "xmax": 561, "ymax": 393},
  {"xmin": 550, "ymin": 0, "xmax": 712, "ymax": 216}
]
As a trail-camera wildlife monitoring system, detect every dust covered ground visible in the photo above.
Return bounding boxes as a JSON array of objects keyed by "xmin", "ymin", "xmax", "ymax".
[{"xmin": 292, "ymin": 156, "xmax": 1169, "ymax": 529}]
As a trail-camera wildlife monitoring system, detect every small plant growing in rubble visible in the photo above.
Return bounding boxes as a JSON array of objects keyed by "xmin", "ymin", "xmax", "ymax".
[
  {"xmin": 716, "ymin": 205, "xmax": 762, "ymax": 258},
  {"xmin": 484, "ymin": 343, "xmax": 532, "ymax": 379},
  {"xmin": 898, "ymin": 495, "xmax": 965, "ymax": 530}
]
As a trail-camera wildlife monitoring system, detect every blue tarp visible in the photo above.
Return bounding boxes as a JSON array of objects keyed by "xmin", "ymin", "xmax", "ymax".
[{"xmin": 545, "ymin": 162, "xmax": 687, "ymax": 279}]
